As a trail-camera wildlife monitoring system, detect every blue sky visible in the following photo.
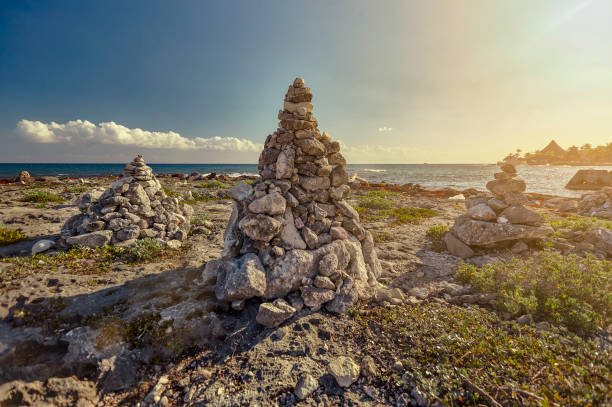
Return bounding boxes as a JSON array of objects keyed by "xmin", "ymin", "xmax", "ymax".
[{"xmin": 1, "ymin": 0, "xmax": 611, "ymax": 163}]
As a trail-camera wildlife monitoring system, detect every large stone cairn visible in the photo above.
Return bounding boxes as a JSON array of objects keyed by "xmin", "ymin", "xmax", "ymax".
[
  {"xmin": 208, "ymin": 78, "xmax": 382, "ymax": 327},
  {"xmin": 61, "ymin": 155, "xmax": 192, "ymax": 248},
  {"xmin": 445, "ymin": 163, "xmax": 552, "ymax": 258}
]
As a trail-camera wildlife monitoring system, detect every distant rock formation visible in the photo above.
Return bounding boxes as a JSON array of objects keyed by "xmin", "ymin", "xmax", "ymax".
[
  {"xmin": 60, "ymin": 155, "xmax": 192, "ymax": 248},
  {"xmin": 445, "ymin": 163, "xmax": 552, "ymax": 258},
  {"xmin": 205, "ymin": 78, "xmax": 382, "ymax": 326},
  {"xmin": 566, "ymin": 169, "xmax": 612, "ymax": 190}
]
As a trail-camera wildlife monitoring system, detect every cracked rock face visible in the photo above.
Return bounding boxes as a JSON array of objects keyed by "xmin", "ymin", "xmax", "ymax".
[
  {"xmin": 447, "ymin": 163, "xmax": 551, "ymax": 256},
  {"xmin": 60, "ymin": 155, "xmax": 192, "ymax": 247},
  {"xmin": 210, "ymin": 78, "xmax": 381, "ymax": 321}
]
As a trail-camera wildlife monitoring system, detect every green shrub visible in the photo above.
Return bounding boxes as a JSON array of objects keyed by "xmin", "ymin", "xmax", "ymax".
[
  {"xmin": 161, "ymin": 187, "xmax": 181, "ymax": 198},
  {"xmin": 457, "ymin": 249, "xmax": 612, "ymax": 336},
  {"xmin": 548, "ymin": 214, "xmax": 612, "ymax": 231},
  {"xmin": 126, "ymin": 238, "xmax": 165, "ymax": 262},
  {"xmin": 191, "ymin": 215, "xmax": 209, "ymax": 226},
  {"xmin": 357, "ymin": 195, "xmax": 395, "ymax": 210},
  {"xmin": 427, "ymin": 224, "xmax": 450, "ymax": 251},
  {"xmin": 356, "ymin": 205, "xmax": 438, "ymax": 224},
  {"xmin": 197, "ymin": 180, "xmax": 230, "ymax": 189},
  {"xmin": 0, "ymin": 224, "xmax": 27, "ymax": 246},
  {"xmin": 67, "ymin": 185, "xmax": 89, "ymax": 194},
  {"xmin": 349, "ymin": 302, "xmax": 612, "ymax": 406},
  {"xmin": 21, "ymin": 190, "xmax": 65, "ymax": 203}
]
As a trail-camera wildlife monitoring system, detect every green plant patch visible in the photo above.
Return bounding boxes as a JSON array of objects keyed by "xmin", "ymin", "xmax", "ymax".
[
  {"xmin": 196, "ymin": 180, "xmax": 231, "ymax": 189},
  {"xmin": 427, "ymin": 224, "xmax": 450, "ymax": 251},
  {"xmin": 20, "ymin": 190, "xmax": 65, "ymax": 203},
  {"xmin": 372, "ymin": 231, "xmax": 393, "ymax": 243},
  {"xmin": 25, "ymin": 185, "xmax": 47, "ymax": 189},
  {"xmin": 546, "ymin": 214, "xmax": 612, "ymax": 232},
  {"xmin": 348, "ymin": 302, "xmax": 611, "ymax": 406},
  {"xmin": 161, "ymin": 187, "xmax": 181, "ymax": 198},
  {"xmin": 357, "ymin": 206, "xmax": 438, "ymax": 225},
  {"xmin": 0, "ymin": 224, "xmax": 27, "ymax": 246},
  {"xmin": 125, "ymin": 238, "xmax": 165, "ymax": 263},
  {"xmin": 67, "ymin": 185, "xmax": 89, "ymax": 194},
  {"xmin": 457, "ymin": 249, "xmax": 612, "ymax": 336}
]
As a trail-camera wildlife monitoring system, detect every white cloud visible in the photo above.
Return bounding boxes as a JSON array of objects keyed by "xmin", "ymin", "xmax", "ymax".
[
  {"xmin": 377, "ymin": 126, "xmax": 393, "ymax": 132},
  {"xmin": 16, "ymin": 119, "xmax": 261, "ymax": 152},
  {"xmin": 339, "ymin": 140, "xmax": 425, "ymax": 163}
]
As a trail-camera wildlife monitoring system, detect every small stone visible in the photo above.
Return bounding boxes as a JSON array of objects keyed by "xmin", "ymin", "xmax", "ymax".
[
  {"xmin": 467, "ymin": 203, "xmax": 496, "ymax": 221},
  {"xmin": 256, "ymin": 299, "xmax": 296, "ymax": 328},
  {"xmin": 294, "ymin": 374, "xmax": 318, "ymax": 400},
  {"xmin": 327, "ymin": 356, "xmax": 360, "ymax": 388},
  {"xmin": 314, "ymin": 276, "xmax": 335, "ymax": 290},
  {"xmin": 293, "ymin": 77, "xmax": 305, "ymax": 88},
  {"xmin": 31, "ymin": 239, "xmax": 54, "ymax": 254},
  {"xmin": 318, "ymin": 253, "xmax": 338, "ymax": 276},
  {"xmin": 516, "ymin": 314, "xmax": 533, "ymax": 325},
  {"xmin": 360, "ymin": 356, "xmax": 378, "ymax": 377},
  {"xmin": 408, "ymin": 287, "xmax": 428, "ymax": 300}
]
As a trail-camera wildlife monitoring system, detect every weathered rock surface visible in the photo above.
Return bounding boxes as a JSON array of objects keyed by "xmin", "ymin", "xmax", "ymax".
[
  {"xmin": 256, "ymin": 299, "xmax": 296, "ymax": 328},
  {"xmin": 451, "ymin": 215, "xmax": 552, "ymax": 246},
  {"xmin": 328, "ymin": 356, "xmax": 360, "ymax": 388}
]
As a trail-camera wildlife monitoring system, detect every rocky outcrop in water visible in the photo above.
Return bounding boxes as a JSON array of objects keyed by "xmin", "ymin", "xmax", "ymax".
[
  {"xmin": 207, "ymin": 78, "xmax": 381, "ymax": 326},
  {"xmin": 445, "ymin": 164, "xmax": 552, "ymax": 257},
  {"xmin": 566, "ymin": 169, "xmax": 612, "ymax": 190},
  {"xmin": 60, "ymin": 155, "xmax": 192, "ymax": 248}
]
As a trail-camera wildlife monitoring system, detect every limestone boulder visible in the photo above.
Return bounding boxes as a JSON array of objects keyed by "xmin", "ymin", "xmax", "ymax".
[
  {"xmin": 238, "ymin": 214, "xmax": 282, "ymax": 242},
  {"xmin": 215, "ymin": 254, "xmax": 267, "ymax": 302},
  {"xmin": 328, "ymin": 356, "xmax": 360, "ymax": 388},
  {"xmin": 486, "ymin": 179, "xmax": 526, "ymax": 196},
  {"xmin": 256, "ymin": 299, "xmax": 296, "ymax": 328},
  {"xmin": 467, "ymin": 203, "xmax": 497, "ymax": 221},
  {"xmin": 443, "ymin": 233, "xmax": 474, "ymax": 258},
  {"xmin": 499, "ymin": 205, "xmax": 542, "ymax": 225},
  {"xmin": 451, "ymin": 215, "xmax": 552, "ymax": 246},
  {"xmin": 248, "ymin": 192, "xmax": 286, "ymax": 215},
  {"xmin": 66, "ymin": 230, "xmax": 112, "ymax": 248}
]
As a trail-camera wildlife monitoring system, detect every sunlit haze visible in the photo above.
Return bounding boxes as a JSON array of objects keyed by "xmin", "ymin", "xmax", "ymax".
[{"xmin": 1, "ymin": 0, "xmax": 611, "ymax": 163}]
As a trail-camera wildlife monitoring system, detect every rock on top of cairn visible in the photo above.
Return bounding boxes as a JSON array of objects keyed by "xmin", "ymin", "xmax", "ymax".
[
  {"xmin": 60, "ymin": 155, "xmax": 192, "ymax": 249},
  {"xmin": 207, "ymin": 78, "xmax": 382, "ymax": 325}
]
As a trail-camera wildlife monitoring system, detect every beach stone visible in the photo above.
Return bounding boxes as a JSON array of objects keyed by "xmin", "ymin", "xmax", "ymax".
[
  {"xmin": 275, "ymin": 149, "xmax": 295, "ymax": 179},
  {"xmin": 229, "ymin": 181, "xmax": 253, "ymax": 201},
  {"xmin": 299, "ymin": 175, "xmax": 330, "ymax": 191},
  {"xmin": 330, "ymin": 166, "xmax": 349, "ymax": 187},
  {"xmin": 31, "ymin": 239, "xmax": 54, "ymax": 255},
  {"xmin": 443, "ymin": 233, "xmax": 474, "ymax": 258},
  {"xmin": 501, "ymin": 163, "xmax": 517, "ymax": 174},
  {"xmin": 302, "ymin": 227, "xmax": 318, "ymax": 249},
  {"xmin": 499, "ymin": 205, "xmax": 542, "ymax": 225},
  {"xmin": 239, "ymin": 214, "xmax": 282, "ymax": 242},
  {"xmin": 326, "ymin": 277, "xmax": 358, "ymax": 313},
  {"xmin": 511, "ymin": 240, "xmax": 529, "ymax": 254},
  {"xmin": 264, "ymin": 250, "xmax": 316, "ymax": 298},
  {"xmin": 215, "ymin": 253, "xmax": 267, "ymax": 302},
  {"xmin": 502, "ymin": 192, "xmax": 529, "ymax": 205},
  {"xmin": 451, "ymin": 215, "xmax": 552, "ymax": 246},
  {"xmin": 486, "ymin": 179, "xmax": 526, "ymax": 196},
  {"xmin": 493, "ymin": 172, "xmax": 515, "ymax": 180},
  {"xmin": 487, "ymin": 198, "xmax": 508, "ymax": 213},
  {"xmin": 294, "ymin": 374, "xmax": 318, "ymax": 400},
  {"xmin": 295, "ymin": 139, "xmax": 326, "ymax": 156},
  {"xmin": 279, "ymin": 208, "xmax": 307, "ymax": 249},
  {"xmin": 256, "ymin": 299, "xmax": 296, "ymax": 328},
  {"xmin": 328, "ymin": 356, "xmax": 360, "ymax": 388},
  {"xmin": 314, "ymin": 275, "xmax": 335, "ymax": 290},
  {"xmin": 66, "ymin": 230, "xmax": 112, "ymax": 248},
  {"xmin": 248, "ymin": 192, "xmax": 286, "ymax": 215},
  {"xmin": 301, "ymin": 286, "xmax": 335, "ymax": 309},
  {"xmin": 467, "ymin": 203, "xmax": 497, "ymax": 221}
]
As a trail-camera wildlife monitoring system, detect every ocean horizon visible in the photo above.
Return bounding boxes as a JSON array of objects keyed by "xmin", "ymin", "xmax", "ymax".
[{"xmin": 2, "ymin": 162, "xmax": 609, "ymax": 198}]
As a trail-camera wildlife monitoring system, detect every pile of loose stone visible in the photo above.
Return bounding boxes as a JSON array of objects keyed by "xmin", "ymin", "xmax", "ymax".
[
  {"xmin": 445, "ymin": 163, "xmax": 552, "ymax": 258},
  {"xmin": 207, "ymin": 78, "xmax": 382, "ymax": 327},
  {"xmin": 60, "ymin": 155, "xmax": 192, "ymax": 248}
]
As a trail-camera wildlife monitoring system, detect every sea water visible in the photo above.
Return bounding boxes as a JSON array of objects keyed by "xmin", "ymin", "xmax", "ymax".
[{"xmin": 1, "ymin": 163, "xmax": 610, "ymax": 198}]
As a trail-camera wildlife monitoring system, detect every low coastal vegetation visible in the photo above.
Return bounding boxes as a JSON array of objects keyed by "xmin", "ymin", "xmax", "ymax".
[
  {"xmin": 426, "ymin": 224, "xmax": 450, "ymax": 251},
  {"xmin": 350, "ymin": 302, "xmax": 611, "ymax": 406},
  {"xmin": 1, "ymin": 242, "xmax": 185, "ymax": 285},
  {"xmin": 66, "ymin": 184, "xmax": 90, "ymax": 194},
  {"xmin": 457, "ymin": 249, "xmax": 612, "ymax": 336},
  {"xmin": 20, "ymin": 190, "xmax": 65, "ymax": 203},
  {"xmin": 0, "ymin": 223, "xmax": 27, "ymax": 246},
  {"xmin": 546, "ymin": 214, "xmax": 612, "ymax": 232},
  {"xmin": 355, "ymin": 190, "xmax": 438, "ymax": 224},
  {"xmin": 197, "ymin": 180, "xmax": 232, "ymax": 189}
]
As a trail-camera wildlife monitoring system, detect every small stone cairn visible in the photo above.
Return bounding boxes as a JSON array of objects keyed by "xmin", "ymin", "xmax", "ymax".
[
  {"xmin": 445, "ymin": 163, "xmax": 552, "ymax": 258},
  {"xmin": 61, "ymin": 155, "xmax": 192, "ymax": 248},
  {"xmin": 206, "ymin": 78, "xmax": 382, "ymax": 327}
]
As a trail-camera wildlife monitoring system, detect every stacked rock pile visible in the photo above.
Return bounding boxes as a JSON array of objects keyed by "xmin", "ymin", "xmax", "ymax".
[
  {"xmin": 206, "ymin": 78, "xmax": 382, "ymax": 327},
  {"xmin": 60, "ymin": 155, "xmax": 192, "ymax": 248},
  {"xmin": 444, "ymin": 164, "xmax": 552, "ymax": 258}
]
